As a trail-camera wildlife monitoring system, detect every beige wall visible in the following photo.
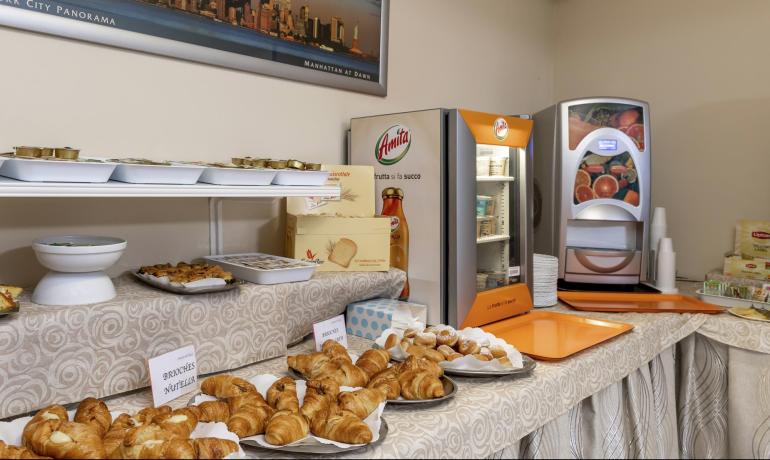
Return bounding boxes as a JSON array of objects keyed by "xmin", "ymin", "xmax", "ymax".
[
  {"xmin": 0, "ymin": 0, "xmax": 554, "ymax": 286},
  {"xmin": 552, "ymin": 0, "xmax": 770, "ymax": 279}
]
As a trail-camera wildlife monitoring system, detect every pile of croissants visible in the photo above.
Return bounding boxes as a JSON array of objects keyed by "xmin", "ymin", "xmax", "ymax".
[
  {"xmin": 198, "ymin": 368, "xmax": 380, "ymax": 445},
  {"xmin": 288, "ymin": 339, "xmax": 446, "ymax": 401},
  {"xmin": 0, "ymin": 397, "xmax": 238, "ymax": 459},
  {"xmin": 384, "ymin": 325, "xmax": 514, "ymax": 367}
]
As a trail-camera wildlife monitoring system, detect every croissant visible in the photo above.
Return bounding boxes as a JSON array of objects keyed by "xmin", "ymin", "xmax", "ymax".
[
  {"xmin": 367, "ymin": 368, "xmax": 400, "ymax": 400},
  {"xmin": 109, "ymin": 425, "xmax": 175, "ymax": 459},
  {"xmin": 263, "ymin": 411, "xmax": 309, "ymax": 446},
  {"xmin": 330, "ymin": 359, "xmax": 370, "ymax": 387},
  {"xmin": 398, "ymin": 370, "xmax": 445, "ymax": 400},
  {"xmin": 301, "ymin": 378, "xmax": 340, "ymax": 422},
  {"xmin": 338, "ymin": 388, "xmax": 387, "ymax": 419},
  {"xmin": 226, "ymin": 404, "xmax": 274, "ymax": 438},
  {"xmin": 355, "ymin": 349, "xmax": 390, "ymax": 377},
  {"xmin": 134, "ymin": 406, "xmax": 172, "ymax": 426},
  {"xmin": 232, "ymin": 390, "xmax": 268, "ymax": 408},
  {"xmin": 0, "ymin": 440, "xmax": 49, "ymax": 459},
  {"xmin": 71, "ymin": 398, "xmax": 112, "ymax": 438},
  {"xmin": 192, "ymin": 438, "xmax": 239, "ymax": 459},
  {"xmin": 321, "ymin": 340, "xmax": 351, "ymax": 362},
  {"xmin": 191, "ymin": 400, "xmax": 230, "ymax": 423},
  {"xmin": 309, "ymin": 404, "xmax": 372, "ymax": 445},
  {"xmin": 200, "ymin": 375, "xmax": 256, "ymax": 399},
  {"xmin": 152, "ymin": 408, "xmax": 199, "ymax": 439},
  {"xmin": 266, "ymin": 377, "xmax": 300, "ymax": 412},
  {"xmin": 287, "ymin": 353, "xmax": 339, "ymax": 380},
  {"xmin": 34, "ymin": 422, "xmax": 105, "ymax": 459},
  {"xmin": 397, "ymin": 355, "xmax": 444, "ymax": 378},
  {"xmin": 115, "ymin": 438, "xmax": 195, "ymax": 460},
  {"xmin": 22, "ymin": 405, "xmax": 68, "ymax": 452},
  {"xmin": 102, "ymin": 414, "xmax": 139, "ymax": 457}
]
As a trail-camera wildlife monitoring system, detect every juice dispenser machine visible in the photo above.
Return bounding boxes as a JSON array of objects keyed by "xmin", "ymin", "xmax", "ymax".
[
  {"xmin": 350, "ymin": 109, "xmax": 534, "ymax": 327},
  {"xmin": 533, "ymin": 97, "xmax": 651, "ymax": 285}
]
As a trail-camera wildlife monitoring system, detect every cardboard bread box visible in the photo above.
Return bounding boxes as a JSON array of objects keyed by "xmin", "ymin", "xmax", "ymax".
[
  {"xmin": 287, "ymin": 165, "xmax": 375, "ymax": 217},
  {"xmin": 286, "ymin": 214, "xmax": 390, "ymax": 272}
]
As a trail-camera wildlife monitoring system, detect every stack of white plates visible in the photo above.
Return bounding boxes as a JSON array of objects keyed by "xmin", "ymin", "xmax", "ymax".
[{"xmin": 533, "ymin": 254, "xmax": 559, "ymax": 307}]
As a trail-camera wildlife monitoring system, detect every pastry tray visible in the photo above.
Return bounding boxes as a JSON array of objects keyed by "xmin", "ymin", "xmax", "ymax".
[
  {"xmin": 204, "ymin": 253, "xmax": 316, "ymax": 285},
  {"xmin": 111, "ymin": 162, "xmax": 206, "ymax": 185},
  {"xmin": 480, "ymin": 311, "xmax": 634, "ymax": 361},
  {"xmin": 242, "ymin": 419, "xmax": 388, "ymax": 455},
  {"xmin": 379, "ymin": 344, "xmax": 537, "ymax": 378},
  {"xmin": 0, "ymin": 156, "xmax": 117, "ymax": 183},
  {"xmin": 272, "ymin": 169, "xmax": 330, "ymax": 186},
  {"xmin": 198, "ymin": 166, "xmax": 276, "ymax": 186},
  {"xmin": 132, "ymin": 271, "xmax": 242, "ymax": 294},
  {"xmin": 558, "ymin": 291, "xmax": 724, "ymax": 314}
]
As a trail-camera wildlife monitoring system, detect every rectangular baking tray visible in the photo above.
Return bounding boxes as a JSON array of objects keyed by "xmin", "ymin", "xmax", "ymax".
[
  {"xmin": 111, "ymin": 163, "xmax": 205, "ymax": 185},
  {"xmin": 0, "ymin": 156, "xmax": 117, "ymax": 183},
  {"xmin": 272, "ymin": 170, "xmax": 330, "ymax": 186},
  {"xmin": 558, "ymin": 291, "xmax": 724, "ymax": 314},
  {"xmin": 480, "ymin": 310, "xmax": 634, "ymax": 361},
  {"xmin": 204, "ymin": 253, "xmax": 316, "ymax": 285},
  {"xmin": 198, "ymin": 167, "xmax": 276, "ymax": 186}
]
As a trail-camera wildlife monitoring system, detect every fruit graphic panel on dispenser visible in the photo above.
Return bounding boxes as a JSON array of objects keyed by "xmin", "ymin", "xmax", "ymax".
[
  {"xmin": 574, "ymin": 152, "xmax": 639, "ymax": 206},
  {"xmin": 568, "ymin": 103, "xmax": 645, "ymax": 151}
]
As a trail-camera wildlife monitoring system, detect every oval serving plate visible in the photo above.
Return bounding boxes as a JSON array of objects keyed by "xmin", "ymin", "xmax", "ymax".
[
  {"xmin": 286, "ymin": 368, "xmax": 457, "ymax": 405},
  {"xmin": 374, "ymin": 343, "xmax": 536, "ymax": 377},
  {"xmin": 132, "ymin": 271, "xmax": 243, "ymax": 295},
  {"xmin": 727, "ymin": 306, "xmax": 770, "ymax": 323},
  {"xmin": 243, "ymin": 419, "xmax": 388, "ymax": 455}
]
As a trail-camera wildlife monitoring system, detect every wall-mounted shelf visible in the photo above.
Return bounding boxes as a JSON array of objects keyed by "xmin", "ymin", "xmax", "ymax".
[
  {"xmin": 0, "ymin": 177, "xmax": 340, "ymax": 198},
  {"xmin": 0, "ymin": 177, "xmax": 340, "ymax": 256}
]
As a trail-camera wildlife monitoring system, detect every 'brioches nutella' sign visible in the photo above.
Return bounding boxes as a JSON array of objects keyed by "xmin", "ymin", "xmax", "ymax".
[{"xmin": 147, "ymin": 345, "xmax": 198, "ymax": 406}]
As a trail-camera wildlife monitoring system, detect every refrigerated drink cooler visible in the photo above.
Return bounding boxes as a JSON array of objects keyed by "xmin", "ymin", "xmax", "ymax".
[
  {"xmin": 350, "ymin": 109, "xmax": 534, "ymax": 327},
  {"xmin": 533, "ymin": 97, "xmax": 651, "ymax": 286}
]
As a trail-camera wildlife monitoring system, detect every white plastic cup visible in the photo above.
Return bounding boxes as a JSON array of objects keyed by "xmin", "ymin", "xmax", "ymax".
[{"xmin": 658, "ymin": 237, "xmax": 673, "ymax": 253}]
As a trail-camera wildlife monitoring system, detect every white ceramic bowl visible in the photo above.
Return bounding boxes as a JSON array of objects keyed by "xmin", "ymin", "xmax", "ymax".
[{"xmin": 32, "ymin": 235, "xmax": 127, "ymax": 273}]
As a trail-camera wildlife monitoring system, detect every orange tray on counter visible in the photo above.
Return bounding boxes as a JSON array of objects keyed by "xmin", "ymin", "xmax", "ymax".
[
  {"xmin": 558, "ymin": 292, "xmax": 724, "ymax": 314},
  {"xmin": 480, "ymin": 311, "xmax": 634, "ymax": 361}
]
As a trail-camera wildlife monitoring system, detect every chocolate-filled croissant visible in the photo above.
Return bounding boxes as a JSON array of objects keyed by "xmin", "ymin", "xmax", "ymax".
[
  {"xmin": 337, "ymin": 387, "xmax": 387, "ymax": 419},
  {"xmin": 266, "ymin": 377, "xmax": 300, "ymax": 412},
  {"xmin": 355, "ymin": 349, "xmax": 390, "ymax": 377},
  {"xmin": 200, "ymin": 375, "xmax": 256, "ymax": 399},
  {"xmin": 264, "ymin": 411, "xmax": 309, "ymax": 446},
  {"xmin": 301, "ymin": 378, "xmax": 340, "ymax": 422},
  {"xmin": 74, "ymin": 398, "xmax": 112, "ymax": 438}
]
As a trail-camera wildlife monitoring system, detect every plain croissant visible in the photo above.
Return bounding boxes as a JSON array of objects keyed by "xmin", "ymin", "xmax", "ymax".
[
  {"xmin": 367, "ymin": 367, "xmax": 401, "ymax": 400},
  {"xmin": 309, "ymin": 404, "xmax": 373, "ymax": 445},
  {"xmin": 190, "ymin": 400, "xmax": 230, "ymax": 423},
  {"xmin": 226, "ymin": 404, "xmax": 274, "ymax": 438},
  {"xmin": 287, "ymin": 352, "xmax": 339, "ymax": 380},
  {"xmin": 397, "ymin": 355, "xmax": 444, "ymax": 378},
  {"xmin": 264, "ymin": 411, "xmax": 309, "ymax": 446},
  {"xmin": 398, "ymin": 369, "xmax": 445, "ymax": 400},
  {"xmin": 191, "ymin": 438, "xmax": 239, "ymax": 459},
  {"xmin": 329, "ymin": 358, "xmax": 370, "ymax": 387},
  {"xmin": 355, "ymin": 349, "xmax": 391, "ymax": 377},
  {"xmin": 200, "ymin": 375, "xmax": 256, "ymax": 399},
  {"xmin": 337, "ymin": 388, "xmax": 387, "ymax": 419},
  {"xmin": 226, "ymin": 391, "xmax": 269, "ymax": 413},
  {"xmin": 266, "ymin": 377, "xmax": 301, "ymax": 413},
  {"xmin": 73, "ymin": 398, "xmax": 112, "ymax": 438},
  {"xmin": 321, "ymin": 340, "xmax": 351, "ymax": 362}
]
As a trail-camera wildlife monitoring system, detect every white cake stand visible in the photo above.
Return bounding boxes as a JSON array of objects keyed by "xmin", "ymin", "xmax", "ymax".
[{"xmin": 32, "ymin": 236, "xmax": 127, "ymax": 306}]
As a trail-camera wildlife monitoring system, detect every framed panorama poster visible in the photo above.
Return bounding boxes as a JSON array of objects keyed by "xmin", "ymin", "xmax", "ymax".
[{"xmin": 0, "ymin": 0, "xmax": 388, "ymax": 95}]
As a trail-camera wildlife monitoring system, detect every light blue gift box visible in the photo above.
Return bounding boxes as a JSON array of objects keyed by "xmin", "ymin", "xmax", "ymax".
[{"xmin": 345, "ymin": 298, "xmax": 426, "ymax": 340}]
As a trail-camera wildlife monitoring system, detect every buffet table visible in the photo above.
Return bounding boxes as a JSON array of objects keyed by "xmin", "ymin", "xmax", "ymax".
[{"xmin": 0, "ymin": 269, "xmax": 405, "ymax": 420}]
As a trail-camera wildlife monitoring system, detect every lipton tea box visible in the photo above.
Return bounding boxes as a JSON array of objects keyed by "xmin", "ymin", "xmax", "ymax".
[
  {"xmin": 286, "ymin": 214, "xmax": 390, "ymax": 272},
  {"xmin": 287, "ymin": 165, "xmax": 375, "ymax": 217},
  {"xmin": 724, "ymin": 255, "xmax": 770, "ymax": 281},
  {"xmin": 735, "ymin": 220, "xmax": 770, "ymax": 259}
]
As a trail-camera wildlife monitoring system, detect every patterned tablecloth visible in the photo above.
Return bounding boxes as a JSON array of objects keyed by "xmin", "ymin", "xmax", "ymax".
[
  {"xmin": 97, "ymin": 305, "xmax": 706, "ymax": 459},
  {"xmin": 0, "ymin": 269, "xmax": 405, "ymax": 420}
]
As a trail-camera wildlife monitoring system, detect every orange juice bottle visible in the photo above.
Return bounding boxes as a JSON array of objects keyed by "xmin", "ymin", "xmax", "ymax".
[{"xmin": 382, "ymin": 187, "xmax": 410, "ymax": 300}]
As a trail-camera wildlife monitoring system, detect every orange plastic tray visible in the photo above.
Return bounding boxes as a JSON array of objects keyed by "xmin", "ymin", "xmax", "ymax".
[
  {"xmin": 558, "ymin": 292, "xmax": 724, "ymax": 314},
  {"xmin": 480, "ymin": 310, "xmax": 634, "ymax": 361}
]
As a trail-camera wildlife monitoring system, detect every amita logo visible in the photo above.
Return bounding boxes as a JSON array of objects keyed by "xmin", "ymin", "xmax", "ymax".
[
  {"xmin": 493, "ymin": 118, "xmax": 509, "ymax": 140},
  {"xmin": 376, "ymin": 124, "xmax": 411, "ymax": 165}
]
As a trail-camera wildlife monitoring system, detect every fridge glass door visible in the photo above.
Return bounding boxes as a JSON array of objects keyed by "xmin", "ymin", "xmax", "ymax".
[{"xmin": 476, "ymin": 144, "xmax": 522, "ymax": 293}]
